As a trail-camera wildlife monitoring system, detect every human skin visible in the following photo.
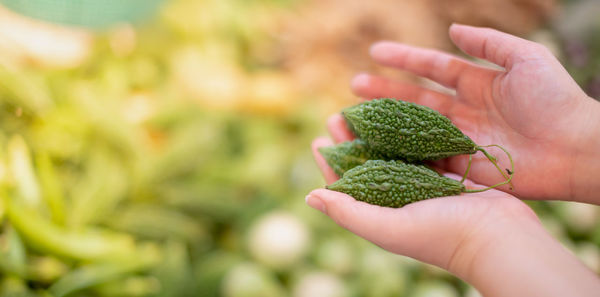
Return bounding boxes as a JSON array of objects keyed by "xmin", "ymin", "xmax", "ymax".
[{"xmin": 307, "ymin": 24, "xmax": 600, "ymax": 296}]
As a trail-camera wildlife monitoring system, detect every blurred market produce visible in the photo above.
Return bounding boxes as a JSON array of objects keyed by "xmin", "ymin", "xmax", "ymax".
[
  {"xmin": 0, "ymin": 0, "xmax": 598, "ymax": 296},
  {"xmin": 553, "ymin": 0, "xmax": 600, "ymax": 99}
]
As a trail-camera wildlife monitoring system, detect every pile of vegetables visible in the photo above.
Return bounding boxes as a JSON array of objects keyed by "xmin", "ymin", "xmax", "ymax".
[{"xmin": 0, "ymin": 0, "xmax": 597, "ymax": 296}]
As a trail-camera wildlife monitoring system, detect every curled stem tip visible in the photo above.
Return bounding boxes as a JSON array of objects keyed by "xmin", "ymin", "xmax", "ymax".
[{"xmin": 464, "ymin": 144, "xmax": 514, "ymax": 193}]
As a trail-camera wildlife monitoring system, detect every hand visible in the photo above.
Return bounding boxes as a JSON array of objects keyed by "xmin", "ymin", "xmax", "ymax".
[
  {"xmin": 310, "ymin": 136, "xmax": 536, "ymax": 272},
  {"xmin": 308, "ymin": 24, "xmax": 600, "ymax": 296},
  {"xmin": 345, "ymin": 24, "xmax": 600, "ymax": 203},
  {"xmin": 309, "ymin": 135, "xmax": 600, "ymax": 297}
]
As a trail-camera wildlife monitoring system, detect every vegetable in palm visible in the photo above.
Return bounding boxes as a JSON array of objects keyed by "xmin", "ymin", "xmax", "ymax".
[
  {"xmin": 327, "ymin": 160, "xmax": 509, "ymax": 208},
  {"xmin": 342, "ymin": 98, "xmax": 513, "ymax": 187}
]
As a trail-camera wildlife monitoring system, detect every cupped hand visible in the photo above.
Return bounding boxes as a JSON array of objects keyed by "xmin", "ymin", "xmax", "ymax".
[
  {"xmin": 347, "ymin": 24, "xmax": 600, "ymax": 203},
  {"xmin": 309, "ymin": 136, "xmax": 600, "ymax": 296},
  {"xmin": 311, "ymin": 137, "xmax": 537, "ymax": 275}
]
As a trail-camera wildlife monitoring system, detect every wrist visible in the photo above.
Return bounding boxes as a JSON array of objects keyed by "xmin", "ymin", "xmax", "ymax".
[
  {"xmin": 570, "ymin": 96, "xmax": 600, "ymax": 204},
  {"xmin": 445, "ymin": 201, "xmax": 540, "ymax": 282},
  {"xmin": 453, "ymin": 207, "xmax": 600, "ymax": 297}
]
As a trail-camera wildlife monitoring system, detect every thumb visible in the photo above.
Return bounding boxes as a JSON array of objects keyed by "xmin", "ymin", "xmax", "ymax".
[{"xmin": 305, "ymin": 188, "xmax": 472, "ymax": 270}]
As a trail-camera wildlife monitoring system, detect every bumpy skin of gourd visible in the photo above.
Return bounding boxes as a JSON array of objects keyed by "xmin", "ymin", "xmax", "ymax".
[
  {"xmin": 327, "ymin": 160, "xmax": 465, "ymax": 207},
  {"xmin": 342, "ymin": 98, "xmax": 478, "ymax": 161},
  {"xmin": 318, "ymin": 139, "xmax": 393, "ymax": 176}
]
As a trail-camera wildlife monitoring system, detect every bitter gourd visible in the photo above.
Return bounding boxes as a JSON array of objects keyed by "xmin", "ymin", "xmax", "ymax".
[
  {"xmin": 327, "ymin": 160, "xmax": 465, "ymax": 207},
  {"xmin": 318, "ymin": 139, "xmax": 392, "ymax": 176},
  {"xmin": 342, "ymin": 98, "xmax": 477, "ymax": 161},
  {"xmin": 342, "ymin": 98, "xmax": 513, "ymax": 188}
]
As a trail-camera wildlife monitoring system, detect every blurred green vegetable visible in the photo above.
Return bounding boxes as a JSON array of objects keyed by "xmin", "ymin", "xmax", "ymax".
[
  {"xmin": 0, "ymin": 226, "xmax": 27, "ymax": 278},
  {"xmin": 49, "ymin": 246, "xmax": 159, "ymax": 297},
  {"xmin": 221, "ymin": 262, "xmax": 286, "ymax": 297},
  {"xmin": 6, "ymin": 198, "xmax": 137, "ymax": 261}
]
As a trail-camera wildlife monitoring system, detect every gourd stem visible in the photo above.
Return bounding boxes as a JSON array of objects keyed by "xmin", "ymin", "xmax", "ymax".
[
  {"xmin": 479, "ymin": 145, "xmax": 513, "ymax": 189},
  {"xmin": 463, "ymin": 179, "xmax": 510, "ymax": 193},
  {"xmin": 460, "ymin": 154, "xmax": 472, "ymax": 183},
  {"xmin": 464, "ymin": 144, "xmax": 514, "ymax": 193}
]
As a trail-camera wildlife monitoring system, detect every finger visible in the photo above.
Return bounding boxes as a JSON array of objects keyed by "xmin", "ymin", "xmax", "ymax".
[
  {"xmin": 369, "ymin": 41, "xmax": 476, "ymax": 88},
  {"xmin": 351, "ymin": 73, "xmax": 454, "ymax": 116},
  {"xmin": 327, "ymin": 114, "xmax": 355, "ymax": 143},
  {"xmin": 311, "ymin": 137, "xmax": 339, "ymax": 184},
  {"xmin": 351, "ymin": 72, "xmax": 427, "ymax": 99},
  {"xmin": 305, "ymin": 188, "xmax": 476, "ymax": 269},
  {"xmin": 449, "ymin": 23, "xmax": 551, "ymax": 70}
]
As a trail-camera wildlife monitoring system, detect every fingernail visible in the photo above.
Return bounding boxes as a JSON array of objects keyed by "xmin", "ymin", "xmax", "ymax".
[
  {"xmin": 351, "ymin": 73, "xmax": 370, "ymax": 89},
  {"xmin": 305, "ymin": 193, "xmax": 326, "ymax": 214},
  {"xmin": 450, "ymin": 23, "xmax": 469, "ymax": 29},
  {"xmin": 369, "ymin": 42, "xmax": 386, "ymax": 56}
]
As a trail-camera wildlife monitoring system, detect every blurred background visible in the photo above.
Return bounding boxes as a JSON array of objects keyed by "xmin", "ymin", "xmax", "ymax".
[{"xmin": 0, "ymin": 0, "xmax": 598, "ymax": 296}]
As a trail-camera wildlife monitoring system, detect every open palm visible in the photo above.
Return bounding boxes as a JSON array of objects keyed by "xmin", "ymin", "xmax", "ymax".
[{"xmin": 341, "ymin": 24, "xmax": 600, "ymax": 201}]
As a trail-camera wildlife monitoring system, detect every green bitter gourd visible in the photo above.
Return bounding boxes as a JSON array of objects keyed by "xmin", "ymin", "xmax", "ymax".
[
  {"xmin": 327, "ymin": 160, "xmax": 509, "ymax": 208},
  {"xmin": 342, "ymin": 98, "xmax": 513, "ymax": 188},
  {"xmin": 318, "ymin": 139, "xmax": 393, "ymax": 176}
]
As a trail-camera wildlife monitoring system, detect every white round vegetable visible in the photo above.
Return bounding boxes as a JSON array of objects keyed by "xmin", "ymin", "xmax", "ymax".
[
  {"xmin": 359, "ymin": 247, "xmax": 407, "ymax": 296},
  {"xmin": 412, "ymin": 281, "xmax": 459, "ymax": 297},
  {"xmin": 561, "ymin": 202, "xmax": 598, "ymax": 232},
  {"xmin": 316, "ymin": 238, "xmax": 354, "ymax": 274},
  {"xmin": 465, "ymin": 286, "xmax": 483, "ymax": 297},
  {"xmin": 248, "ymin": 211, "xmax": 310, "ymax": 269},
  {"xmin": 292, "ymin": 271, "xmax": 347, "ymax": 297},
  {"xmin": 221, "ymin": 262, "xmax": 285, "ymax": 297},
  {"xmin": 576, "ymin": 243, "xmax": 600, "ymax": 273}
]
